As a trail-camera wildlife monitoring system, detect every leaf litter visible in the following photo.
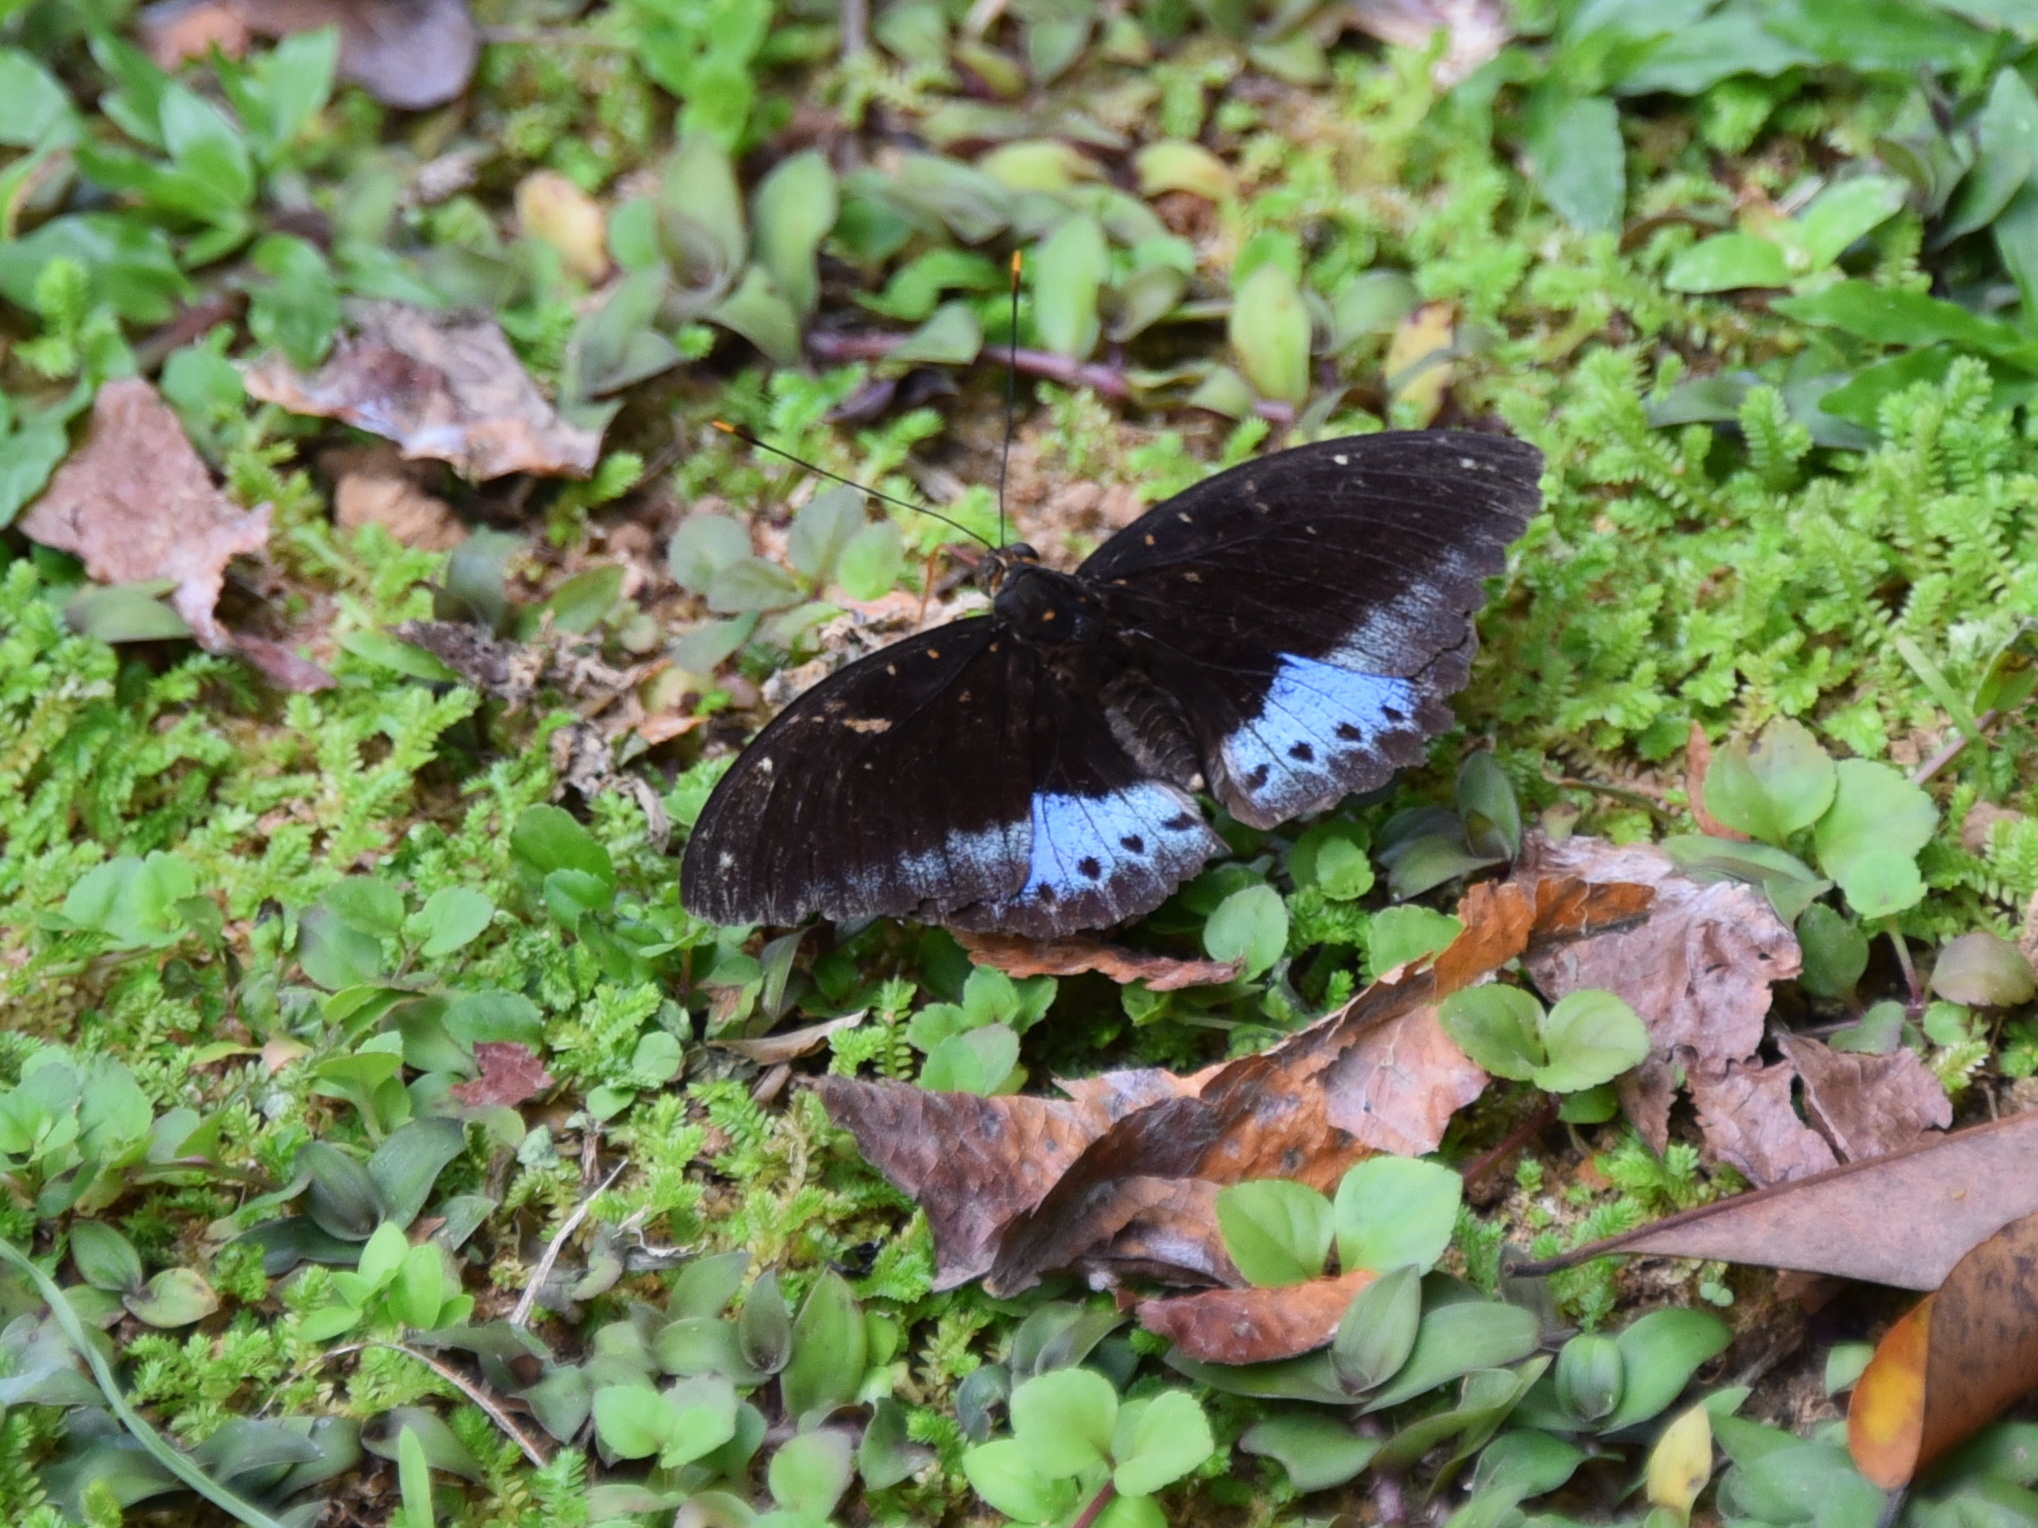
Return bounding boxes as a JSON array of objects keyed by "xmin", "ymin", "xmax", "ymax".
[
  {"xmin": 243, "ymin": 302, "xmax": 602, "ymax": 481},
  {"xmin": 140, "ymin": 0, "xmax": 478, "ymax": 110},
  {"xmin": 20, "ymin": 378, "xmax": 332, "ymax": 691}
]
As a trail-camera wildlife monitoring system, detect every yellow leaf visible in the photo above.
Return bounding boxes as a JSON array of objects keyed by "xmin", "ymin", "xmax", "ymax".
[
  {"xmin": 1384, "ymin": 302, "xmax": 1455, "ymax": 427},
  {"xmin": 1645, "ymin": 1402, "xmax": 1713, "ymax": 1517}
]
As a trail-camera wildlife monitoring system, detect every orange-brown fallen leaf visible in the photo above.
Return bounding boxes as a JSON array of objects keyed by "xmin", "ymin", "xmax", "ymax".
[
  {"xmin": 955, "ymin": 929, "xmax": 1244, "ymax": 990},
  {"xmin": 1516, "ymin": 1106, "xmax": 2038, "ymax": 1292},
  {"xmin": 822, "ymin": 868, "xmax": 1648, "ymax": 1296},
  {"xmin": 1138, "ymin": 1269, "xmax": 1376, "ymax": 1365},
  {"xmin": 141, "ymin": 0, "xmax": 478, "ymax": 110},
  {"xmin": 1849, "ymin": 1207, "xmax": 2038, "ymax": 1488},
  {"xmin": 244, "ymin": 303, "xmax": 601, "ymax": 481}
]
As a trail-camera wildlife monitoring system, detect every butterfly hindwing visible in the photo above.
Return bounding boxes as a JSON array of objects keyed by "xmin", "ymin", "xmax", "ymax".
[{"xmin": 1083, "ymin": 431, "xmax": 1541, "ymax": 827}]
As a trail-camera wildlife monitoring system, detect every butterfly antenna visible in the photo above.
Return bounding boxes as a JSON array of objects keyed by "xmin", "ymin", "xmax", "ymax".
[
  {"xmin": 998, "ymin": 250, "xmax": 1021, "ymax": 549},
  {"xmin": 711, "ymin": 421, "xmax": 995, "ymax": 552}
]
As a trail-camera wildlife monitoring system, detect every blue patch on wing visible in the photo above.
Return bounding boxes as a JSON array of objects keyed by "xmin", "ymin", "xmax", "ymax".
[
  {"xmin": 1018, "ymin": 783, "xmax": 1212, "ymax": 906},
  {"xmin": 1220, "ymin": 655, "xmax": 1419, "ymax": 819}
]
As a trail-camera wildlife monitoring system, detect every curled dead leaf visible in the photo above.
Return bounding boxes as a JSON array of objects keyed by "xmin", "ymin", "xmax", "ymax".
[
  {"xmin": 712, "ymin": 1013, "xmax": 863, "ymax": 1066},
  {"xmin": 1687, "ymin": 1059, "xmax": 1837, "ymax": 1186},
  {"xmin": 1138, "ymin": 1269, "xmax": 1375, "ymax": 1365},
  {"xmin": 1849, "ymin": 1207, "xmax": 2038, "ymax": 1488},
  {"xmin": 449, "ymin": 1042, "xmax": 555, "ymax": 1107},
  {"xmin": 1778, "ymin": 1034, "xmax": 1950, "ymax": 1163},
  {"xmin": 243, "ymin": 303, "xmax": 601, "ymax": 481},
  {"xmin": 955, "ymin": 929, "xmax": 1244, "ymax": 990}
]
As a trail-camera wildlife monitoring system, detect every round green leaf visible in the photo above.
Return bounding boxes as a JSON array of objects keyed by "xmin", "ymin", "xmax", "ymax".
[
  {"xmin": 124, "ymin": 1267, "xmax": 220, "ymax": 1328},
  {"xmin": 1532, "ymin": 990, "xmax": 1650, "ymax": 1094},
  {"xmin": 1813, "ymin": 760, "xmax": 1936, "ymax": 918},
  {"xmin": 593, "ymin": 1383, "xmax": 674, "ymax": 1459},
  {"xmin": 836, "ymin": 518, "xmax": 905, "ymax": 601},
  {"xmin": 962, "ymin": 1438, "xmax": 1080, "ymax": 1524},
  {"xmin": 1334, "ymin": 1156, "xmax": 1461, "ymax": 1276},
  {"xmin": 788, "ymin": 486, "xmax": 866, "ymax": 584},
  {"xmin": 1702, "ymin": 719, "xmax": 1835, "ymax": 847},
  {"xmin": 1009, "ymin": 1366, "xmax": 1118, "ymax": 1478},
  {"xmin": 1110, "ymin": 1390, "xmax": 1213, "ymax": 1497},
  {"xmin": 669, "ymin": 514, "xmax": 753, "ymax": 593},
  {"xmin": 70, "ymin": 1220, "xmax": 143, "ymax": 1294},
  {"xmin": 707, "ymin": 554, "xmax": 805, "ymax": 614},
  {"xmin": 1366, "ymin": 905, "xmax": 1463, "ymax": 975},
  {"xmin": 1797, "ymin": 903, "xmax": 1869, "ymax": 998},
  {"xmin": 1439, "ymin": 984, "xmax": 1546, "ymax": 1081},
  {"xmin": 1203, "ymin": 883, "xmax": 1287, "ymax": 978},
  {"xmin": 1931, "ymin": 931, "xmax": 2037, "ymax": 1007},
  {"xmin": 1290, "ymin": 820, "xmax": 1373, "ymax": 899},
  {"xmin": 1214, "ymin": 1179, "xmax": 1333, "ymax": 1288},
  {"xmin": 408, "ymin": 887, "xmax": 493, "ymax": 959},
  {"xmin": 768, "ymin": 1428, "xmax": 853, "ymax": 1517}
]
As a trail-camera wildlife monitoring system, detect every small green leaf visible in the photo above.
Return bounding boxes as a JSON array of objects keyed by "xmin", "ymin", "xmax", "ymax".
[
  {"xmin": 323, "ymin": 877, "xmax": 405, "ymax": 940},
  {"xmin": 1555, "ymin": 1333, "xmax": 1625, "ymax": 1424},
  {"xmin": 1439, "ymin": 985, "xmax": 1546, "ymax": 1081},
  {"xmin": 1333, "ymin": 1157, "xmax": 1461, "ymax": 1276},
  {"xmin": 1010, "ymin": 1366, "xmax": 1117, "ymax": 1478},
  {"xmin": 788, "ymin": 486, "xmax": 866, "ymax": 584},
  {"xmin": 920, "ymin": 1023, "xmax": 1020, "ymax": 1096},
  {"xmin": 1033, "ymin": 214, "xmax": 1110, "ymax": 360},
  {"xmin": 1110, "ymin": 1390, "xmax": 1212, "ymax": 1496},
  {"xmin": 709, "ymin": 264, "xmax": 804, "ymax": 366},
  {"xmin": 1794, "ymin": 176, "xmax": 1906, "ymax": 269},
  {"xmin": 1215, "ymin": 1180, "xmax": 1333, "ymax": 1287},
  {"xmin": 124, "ymin": 1266, "xmax": 220, "ymax": 1327},
  {"xmin": 1238, "ymin": 1410, "xmax": 1381, "ymax": 1492},
  {"xmin": 70, "ymin": 1221, "xmax": 143, "ymax": 1294},
  {"xmin": 963, "ymin": 1437, "xmax": 1080, "ymax": 1523},
  {"xmin": 1330, "ymin": 1264, "xmax": 1422, "ymax": 1393},
  {"xmin": 1702, "ymin": 719, "xmax": 1835, "ymax": 847},
  {"xmin": 406, "ymin": 887, "xmax": 493, "ymax": 959},
  {"xmin": 669, "ymin": 514, "xmax": 753, "ymax": 593},
  {"xmin": 247, "ymin": 234, "xmax": 338, "ymax": 370},
  {"xmin": 888, "ymin": 299, "xmax": 984, "ymax": 365},
  {"xmin": 1604, "ymin": 1308, "xmax": 1732, "ymax": 1430},
  {"xmin": 1533, "ymin": 990, "xmax": 1650, "ymax": 1093},
  {"xmin": 1931, "ymin": 932, "xmax": 2036, "ymax": 1007},
  {"xmin": 396, "ymin": 1424, "xmax": 433, "ymax": 1528},
  {"xmin": 1203, "ymin": 884, "xmax": 1287, "ymax": 978},
  {"xmin": 594, "ymin": 1383, "xmax": 675, "ymax": 1459},
  {"xmin": 768, "ymin": 1427, "xmax": 854, "ymax": 1516},
  {"xmin": 1664, "ymin": 232, "xmax": 1793, "ymax": 293},
  {"xmin": 780, "ymin": 1271, "xmax": 866, "ymax": 1425},
  {"xmin": 1362, "ymin": 1300, "xmax": 1540, "ymax": 1412},
  {"xmin": 1796, "ymin": 904, "xmax": 1868, "ymax": 999},
  {"xmin": 1527, "ymin": 92, "xmax": 1625, "ymax": 234},
  {"xmin": 752, "ymin": 150, "xmax": 837, "ymax": 318},
  {"xmin": 1365, "ymin": 905, "xmax": 1463, "ymax": 977},
  {"xmin": 708, "ymin": 554, "xmax": 805, "ymax": 614},
  {"xmin": 541, "ymin": 565, "xmax": 624, "ymax": 633},
  {"xmin": 836, "ymin": 518, "xmax": 904, "ymax": 601},
  {"xmin": 1228, "ymin": 260, "xmax": 1311, "ymax": 404},
  {"xmin": 511, "ymin": 805, "xmax": 615, "ymax": 889},
  {"xmin": 1457, "ymin": 752, "xmax": 1522, "ymax": 860}
]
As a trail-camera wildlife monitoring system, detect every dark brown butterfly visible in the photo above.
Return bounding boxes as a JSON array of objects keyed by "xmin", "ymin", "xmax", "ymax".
[{"xmin": 682, "ymin": 430, "xmax": 1542, "ymax": 937}]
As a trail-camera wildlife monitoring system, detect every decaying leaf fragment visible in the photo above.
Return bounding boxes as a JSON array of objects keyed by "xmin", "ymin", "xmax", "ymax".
[
  {"xmin": 1516, "ymin": 1106, "xmax": 2038, "ymax": 1292},
  {"xmin": 22, "ymin": 380, "xmax": 270, "ymax": 653},
  {"xmin": 244, "ymin": 303, "xmax": 602, "ymax": 481},
  {"xmin": 820, "ymin": 865, "xmax": 1651, "ymax": 1300},
  {"xmin": 1138, "ymin": 1269, "xmax": 1376, "ymax": 1366},
  {"xmin": 1848, "ymin": 1207, "xmax": 2038, "ymax": 1489},
  {"xmin": 141, "ymin": 0, "xmax": 478, "ymax": 111},
  {"xmin": 955, "ymin": 929, "xmax": 1244, "ymax": 990},
  {"xmin": 448, "ymin": 1042, "xmax": 554, "ymax": 1107}
]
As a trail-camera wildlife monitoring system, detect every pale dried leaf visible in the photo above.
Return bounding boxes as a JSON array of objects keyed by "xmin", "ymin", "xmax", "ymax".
[
  {"xmin": 335, "ymin": 470, "xmax": 465, "ymax": 550},
  {"xmin": 243, "ymin": 303, "xmax": 600, "ymax": 481},
  {"xmin": 712, "ymin": 1013, "xmax": 863, "ymax": 1065},
  {"xmin": 1348, "ymin": 0, "xmax": 1511, "ymax": 87},
  {"xmin": 956, "ymin": 929, "xmax": 1244, "ymax": 990},
  {"xmin": 1688, "ymin": 1059, "xmax": 1838, "ymax": 1186},
  {"xmin": 21, "ymin": 379, "xmax": 270, "ymax": 652},
  {"xmin": 1778, "ymin": 1035, "xmax": 1951, "ymax": 1162},
  {"xmin": 142, "ymin": 0, "xmax": 478, "ymax": 110},
  {"xmin": 449, "ymin": 1042, "xmax": 555, "ymax": 1107},
  {"xmin": 1321, "ymin": 1002, "xmax": 1488, "ymax": 1156}
]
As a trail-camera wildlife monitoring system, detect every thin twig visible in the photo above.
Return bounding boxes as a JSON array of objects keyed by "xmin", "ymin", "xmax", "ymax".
[
  {"xmin": 1885, "ymin": 918, "xmax": 1925, "ymax": 1018},
  {"xmin": 1543, "ymin": 773, "xmax": 1680, "ymax": 827},
  {"xmin": 839, "ymin": 0, "xmax": 869, "ymax": 57},
  {"xmin": 804, "ymin": 331, "xmax": 1298, "ymax": 425},
  {"xmin": 1911, "ymin": 708, "xmax": 1998, "ymax": 786},
  {"xmin": 511, "ymin": 1159, "xmax": 628, "ymax": 1328},
  {"xmin": 379, "ymin": 1342, "xmax": 553, "ymax": 1468},
  {"xmin": 1459, "ymin": 1096, "xmax": 1561, "ymax": 1190}
]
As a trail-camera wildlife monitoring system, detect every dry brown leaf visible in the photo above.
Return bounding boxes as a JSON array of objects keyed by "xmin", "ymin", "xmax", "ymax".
[
  {"xmin": 449, "ymin": 1042, "xmax": 555, "ymax": 1107},
  {"xmin": 1849, "ymin": 1207, "xmax": 2038, "ymax": 1487},
  {"xmin": 712, "ymin": 1013, "xmax": 863, "ymax": 1066},
  {"xmin": 1138, "ymin": 1269, "xmax": 1375, "ymax": 1365},
  {"xmin": 1687, "ymin": 1059, "xmax": 1837, "ymax": 1186},
  {"xmin": 243, "ymin": 303, "xmax": 600, "ymax": 481},
  {"xmin": 1778, "ymin": 1034, "xmax": 1952, "ymax": 1162},
  {"xmin": 1518, "ymin": 1106, "xmax": 2038, "ymax": 1291},
  {"xmin": 141, "ymin": 0, "xmax": 478, "ymax": 110},
  {"xmin": 812, "ymin": 1081, "xmax": 1112, "ymax": 1290},
  {"xmin": 233, "ymin": 633, "xmax": 337, "ymax": 692},
  {"xmin": 955, "ymin": 929, "xmax": 1244, "ymax": 991},
  {"xmin": 335, "ymin": 469, "xmax": 466, "ymax": 550},
  {"xmin": 1684, "ymin": 721, "xmax": 1748, "ymax": 840},
  {"xmin": 394, "ymin": 620, "xmax": 544, "ymax": 705},
  {"xmin": 824, "ymin": 870, "xmax": 1647, "ymax": 1297},
  {"xmin": 20, "ymin": 380, "xmax": 298, "ymax": 673}
]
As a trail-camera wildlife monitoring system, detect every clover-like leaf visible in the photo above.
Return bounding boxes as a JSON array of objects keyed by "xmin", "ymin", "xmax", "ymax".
[
  {"xmin": 1215, "ymin": 1179, "xmax": 1333, "ymax": 1288},
  {"xmin": 1533, "ymin": 990, "xmax": 1649, "ymax": 1093},
  {"xmin": 1010, "ymin": 1366, "xmax": 1117, "ymax": 1478},
  {"xmin": 1439, "ymin": 984, "xmax": 1545, "ymax": 1082},
  {"xmin": 1333, "ymin": 1157, "xmax": 1461, "ymax": 1276},
  {"xmin": 1813, "ymin": 761, "xmax": 1936, "ymax": 919},
  {"xmin": 1110, "ymin": 1390, "xmax": 1212, "ymax": 1497},
  {"xmin": 1703, "ymin": 719, "xmax": 1835, "ymax": 847}
]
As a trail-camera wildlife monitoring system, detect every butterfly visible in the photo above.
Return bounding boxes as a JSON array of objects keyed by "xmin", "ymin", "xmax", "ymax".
[{"xmin": 681, "ymin": 430, "xmax": 1543, "ymax": 939}]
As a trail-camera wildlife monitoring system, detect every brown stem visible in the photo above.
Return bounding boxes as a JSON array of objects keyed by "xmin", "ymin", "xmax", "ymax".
[
  {"xmin": 1069, "ymin": 1482, "xmax": 1118, "ymax": 1528},
  {"xmin": 840, "ymin": 0, "xmax": 869, "ymax": 56},
  {"xmin": 803, "ymin": 330, "xmax": 1298, "ymax": 425},
  {"xmin": 1885, "ymin": 919, "xmax": 1925, "ymax": 1018},
  {"xmin": 1459, "ymin": 1095, "xmax": 1561, "ymax": 1189},
  {"xmin": 1911, "ymin": 709, "xmax": 1998, "ymax": 786}
]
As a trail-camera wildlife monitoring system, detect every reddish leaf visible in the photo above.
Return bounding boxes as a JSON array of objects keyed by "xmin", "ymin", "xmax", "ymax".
[
  {"xmin": 1139, "ymin": 1270, "xmax": 1375, "ymax": 1365},
  {"xmin": 243, "ymin": 303, "xmax": 601, "ymax": 481},
  {"xmin": 449, "ymin": 1042, "xmax": 555, "ymax": 1107}
]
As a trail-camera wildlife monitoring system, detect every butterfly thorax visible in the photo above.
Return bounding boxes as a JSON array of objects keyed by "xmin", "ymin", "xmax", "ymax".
[{"xmin": 986, "ymin": 549, "xmax": 1106, "ymax": 645}]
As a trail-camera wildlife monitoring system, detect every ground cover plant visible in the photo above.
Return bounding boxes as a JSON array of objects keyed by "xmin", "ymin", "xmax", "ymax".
[{"xmin": 10, "ymin": 0, "xmax": 2038, "ymax": 1524}]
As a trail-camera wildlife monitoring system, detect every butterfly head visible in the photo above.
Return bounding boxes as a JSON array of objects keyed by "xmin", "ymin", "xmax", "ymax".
[{"xmin": 978, "ymin": 543, "xmax": 1041, "ymax": 595}]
